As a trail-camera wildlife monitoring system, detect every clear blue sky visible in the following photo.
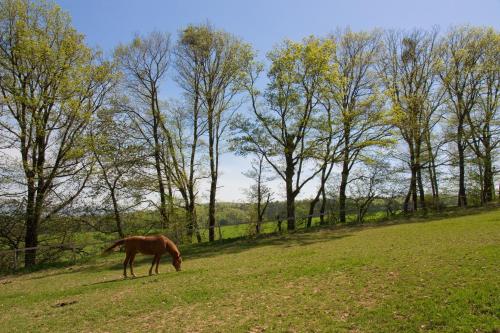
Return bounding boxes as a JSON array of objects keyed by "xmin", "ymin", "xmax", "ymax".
[
  {"xmin": 57, "ymin": 0, "xmax": 500, "ymax": 202},
  {"xmin": 58, "ymin": 0, "xmax": 500, "ymax": 54}
]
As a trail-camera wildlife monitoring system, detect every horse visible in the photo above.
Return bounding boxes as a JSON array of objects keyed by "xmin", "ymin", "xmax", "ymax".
[{"xmin": 103, "ymin": 235, "xmax": 182, "ymax": 278}]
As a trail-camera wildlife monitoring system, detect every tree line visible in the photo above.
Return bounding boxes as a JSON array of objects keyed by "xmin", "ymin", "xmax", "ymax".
[{"xmin": 0, "ymin": 0, "xmax": 498, "ymax": 267}]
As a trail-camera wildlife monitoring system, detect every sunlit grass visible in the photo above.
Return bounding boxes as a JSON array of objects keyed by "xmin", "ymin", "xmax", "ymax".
[{"xmin": 0, "ymin": 208, "xmax": 498, "ymax": 332}]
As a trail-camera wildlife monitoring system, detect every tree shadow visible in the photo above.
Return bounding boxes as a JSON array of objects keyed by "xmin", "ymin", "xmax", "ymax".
[
  {"xmin": 179, "ymin": 229, "xmax": 353, "ymax": 261},
  {"xmin": 337, "ymin": 204, "xmax": 499, "ymax": 232},
  {"xmin": 172, "ymin": 205, "xmax": 499, "ymax": 262},
  {"xmin": 100, "ymin": 229, "xmax": 353, "ymax": 272},
  {"xmin": 24, "ymin": 264, "xmax": 95, "ymax": 280},
  {"xmin": 15, "ymin": 205, "xmax": 499, "ymax": 280}
]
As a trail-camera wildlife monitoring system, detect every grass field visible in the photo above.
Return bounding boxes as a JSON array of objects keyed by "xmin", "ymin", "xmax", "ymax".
[{"xmin": 0, "ymin": 209, "xmax": 499, "ymax": 332}]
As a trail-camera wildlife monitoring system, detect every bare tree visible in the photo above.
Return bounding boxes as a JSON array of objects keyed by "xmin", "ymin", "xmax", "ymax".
[
  {"xmin": 438, "ymin": 26, "xmax": 486, "ymax": 207},
  {"xmin": 89, "ymin": 104, "xmax": 149, "ymax": 237},
  {"xmin": 379, "ymin": 28, "xmax": 441, "ymax": 212},
  {"xmin": 114, "ymin": 31, "xmax": 172, "ymax": 227},
  {"xmin": 176, "ymin": 24, "xmax": 253, "ymax": 241},
  {"xmin": 243, "ymin": 154, "xmax": 273, "ymax": 234},
  {"xmin": 305, "ymin": 94, "xmax": 344, "ymax": 227},
  {"xmin": 329, "ymin": 29, "xmax": 391, "ymax": 223},
  {"xmin": 348, "ymin": 158, "xmax": 391, "ymax": 223},
  {"xmin": 466, "ymin": 28, "xmax": 500, "ymax": 204},
  {"xmin": 162, "ymin": 101, "xmax": 206, "ymax": 242}
]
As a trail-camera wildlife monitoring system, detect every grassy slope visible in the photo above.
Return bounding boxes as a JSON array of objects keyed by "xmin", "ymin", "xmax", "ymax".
[{"xmin": 0, "ymin": 209, "xmax": 499, "ymax": 333}]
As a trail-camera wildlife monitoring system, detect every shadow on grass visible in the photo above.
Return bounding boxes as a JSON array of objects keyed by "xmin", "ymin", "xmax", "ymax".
[
  {"xmin": 9, "ymin": 204, "xmax": 500, "ymax": 280},
  {"xmin": 99, "ymin": 232, "xmax": 354, "ymax": 273},
  {"xmin": 179, "ymin": 230, "xmax": 353, "ymax": 261},
  {"xmin": 85, "ymin": 274, "xmax": 154, "ymax": 286},
  {"xmin": 344, "ymin": 204, "xmax": 499, "ymax": 231},
  {"xmin": 175, "ymin": 204, "xmax": 499, "ymax": 263}
]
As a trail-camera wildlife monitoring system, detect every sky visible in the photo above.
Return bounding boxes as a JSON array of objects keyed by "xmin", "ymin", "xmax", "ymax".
[{"xmin": 56, "ymin": 0, "xmax": 500, "ymax": 202}]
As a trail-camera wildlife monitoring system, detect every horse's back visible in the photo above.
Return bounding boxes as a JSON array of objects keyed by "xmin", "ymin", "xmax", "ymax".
[{"xmin": 124, "ymin": 235, "xmax": 166, "ymax": 255}]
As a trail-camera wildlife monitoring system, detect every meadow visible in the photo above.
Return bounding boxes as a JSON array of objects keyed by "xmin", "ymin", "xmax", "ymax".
[{"xmin": 0, "ymin": 208, "xmax": 498, "ymax": 332}]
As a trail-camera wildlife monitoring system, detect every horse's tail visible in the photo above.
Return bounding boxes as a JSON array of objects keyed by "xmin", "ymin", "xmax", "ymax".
[{"xmin": 102, "ymin": 239, "xmax": 125, "ymax": 255}]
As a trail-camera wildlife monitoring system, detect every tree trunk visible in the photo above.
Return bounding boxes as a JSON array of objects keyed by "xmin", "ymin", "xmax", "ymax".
[
  {"xmin": 152, "ymin": 112, "xmax": 168, "ymax": 228},
  {"xmin": 285, "ymin": 150, "xmax": 296, "ymax": 230},
  {"xmin": 187, "ymin": 196, "xmax": 202, "ymax": 243},
  {"xmin": 285, "ymin": 168, "xmax": 295, "ymax": 231},
  {"xmin": 110, "ymin": 189, "xmax": 124, "ymax": 238},
  {"xmin": 339, "ymin": 159, "xmax": 349, "ymax": 223},
  {"xmin": 404, "ymin": 164, "xmax": 418, "ymax": 213},
  {"xmin": 24, "ymin": 168, "xmax": 48, "ymax": 268},
  {"xmin": 411, "ymin": 166, "xmax": 418, "ymax": 212},
  {"xmin": 256, "ymin": 209, "xmax": 262, "ymax": 234},
  {"xmin": 256, "ymin": 169, "xmax": 262, "ymax": 234},
  {"xmin": 207, "ymin": 102, "xmax": 217, "ymax": 241},
  {"xmin": 208, "ymin": 178, "xmax": 216, "ymax": 241},
  {"xmin": 307, "ymin": 166, "xmax": 327, "ymax": 227},
  {"xmin": 403, "ymin": 185, "xmax": 412, "ymax": 213},
  {"xmin": 417, "ymin": 165, "xmax": 426, "ymax": 210},
  {"xmin": 165, "ymin": 164, "xmax": 175, "ymax": 224},
  {"xmin": 457, "ymin": 122, "xmax": 467, "ymax": 207},
  {"xmin": 307, "ymin": 195, "xmax": 320, "ymax": 228},
  {"xmin": 286, "ymin": 188, "xmax": 295, "ymax": 231},
  {"xmin": 24, "ymin": 187, "xmax": 38, "ymax": 268},
  {"xmin": 425, "ymin": 131, "xmax": 440, "ymax": 207},
  {"xmin": 338, "ymin": 128, "xmax": 350, "ymax": 223},
  {"xmin": 483, "ymin": 148, "xmax": 494, "ymax": 203},
  {"xmin": 319, "ymin": 186, "xmax": 327, "ymax": 224},
  {"xmin": 188, "ymin": 96, "xmax": 202, "ymax": 243}
]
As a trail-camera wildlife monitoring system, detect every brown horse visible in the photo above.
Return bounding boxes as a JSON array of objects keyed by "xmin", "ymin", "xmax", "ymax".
[{"xmin": 103, "ymin": 235, "xmax": 182, "ymax": 278}]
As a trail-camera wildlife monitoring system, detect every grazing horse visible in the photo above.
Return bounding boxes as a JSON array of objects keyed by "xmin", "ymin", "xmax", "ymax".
[{"xmin": 103, "ymin": 235, "xmax": 182, "ymax": 278}]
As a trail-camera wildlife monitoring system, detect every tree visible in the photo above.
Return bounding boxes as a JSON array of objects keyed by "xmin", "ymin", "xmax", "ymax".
[
  {"xmin": 114, "ymin": 31, "xmax": 173, "ymax": 227},
  {"xmin": 0, "ymin": 0, "xmax": 114, "ymax": 267},
  {"xmin": 161, "ymin": 101, "xmax": 205, "ymax": 243},
  {"xmin": 0, "ymin": 199, "xmax": 24, "ymax": 251},
  {"xmin": 242, "ymin": 154, "xmax": 273, "ymax": 234},
  {"xmin": 235, "ymin": 37, "xmax": 338, "ymax": 231},
  {"xmin": 89, "ymin": 104, "xmax": 148, "ymax": 237},
  {"xmin": 176, "ymin": 24, "xmax": 253, "ymax": 241},
  {"xmin": 304, "ymin": 94, "xmax": 343, "ymax": 227},
  {"xmin": 349, "ymin": 158, "xmax": 394, "ymax": 223},
  {"xmin": 438, "ymin": 26, "xmax": 486, "ymax": 207},
  {"xmin": 466, "ymin": 28, "xmax": 500, "ymax": 204},
  {"xmin": 380, "ymin": 28, "xmax": 441, "ymax": 212},
  {"xmin": 328, "ymin": 29, "xmax": 390, "ymax": 223}
]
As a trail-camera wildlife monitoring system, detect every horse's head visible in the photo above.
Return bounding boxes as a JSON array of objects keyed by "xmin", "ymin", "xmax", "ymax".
[{"xmin": 172, "ymin": 254, "xmax": 182, "ymax": 271}]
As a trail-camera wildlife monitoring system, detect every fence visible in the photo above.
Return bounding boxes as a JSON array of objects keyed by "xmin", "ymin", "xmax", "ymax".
[
  {"xmin": 0, "ymin": 203, "xmax": 437, "ymax": 273},
  {"xmin": 0, "ymin": 241, "xmax": 106, "ymax": 272}
]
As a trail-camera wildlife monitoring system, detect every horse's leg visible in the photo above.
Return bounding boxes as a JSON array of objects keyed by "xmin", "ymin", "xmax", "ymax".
[
  {"xmin": 155, "ymin": 255, "xmax": 161, "ymax": 275},
  {"xmin": 123, "ymin": 252, "xmax": 131, "ymax": 278},
  {"xmin": 149, "ymin": 255, "xmax": 158, "ymax": 276},
  {"xmin": 129, "ymin": 252, "xmax": 136, "ymax": 277}
]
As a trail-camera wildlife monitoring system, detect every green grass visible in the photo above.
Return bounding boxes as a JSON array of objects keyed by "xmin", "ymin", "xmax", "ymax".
[{"xmin": 0, "ymin": 209, "xmax": 499, "ymax": 332}]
